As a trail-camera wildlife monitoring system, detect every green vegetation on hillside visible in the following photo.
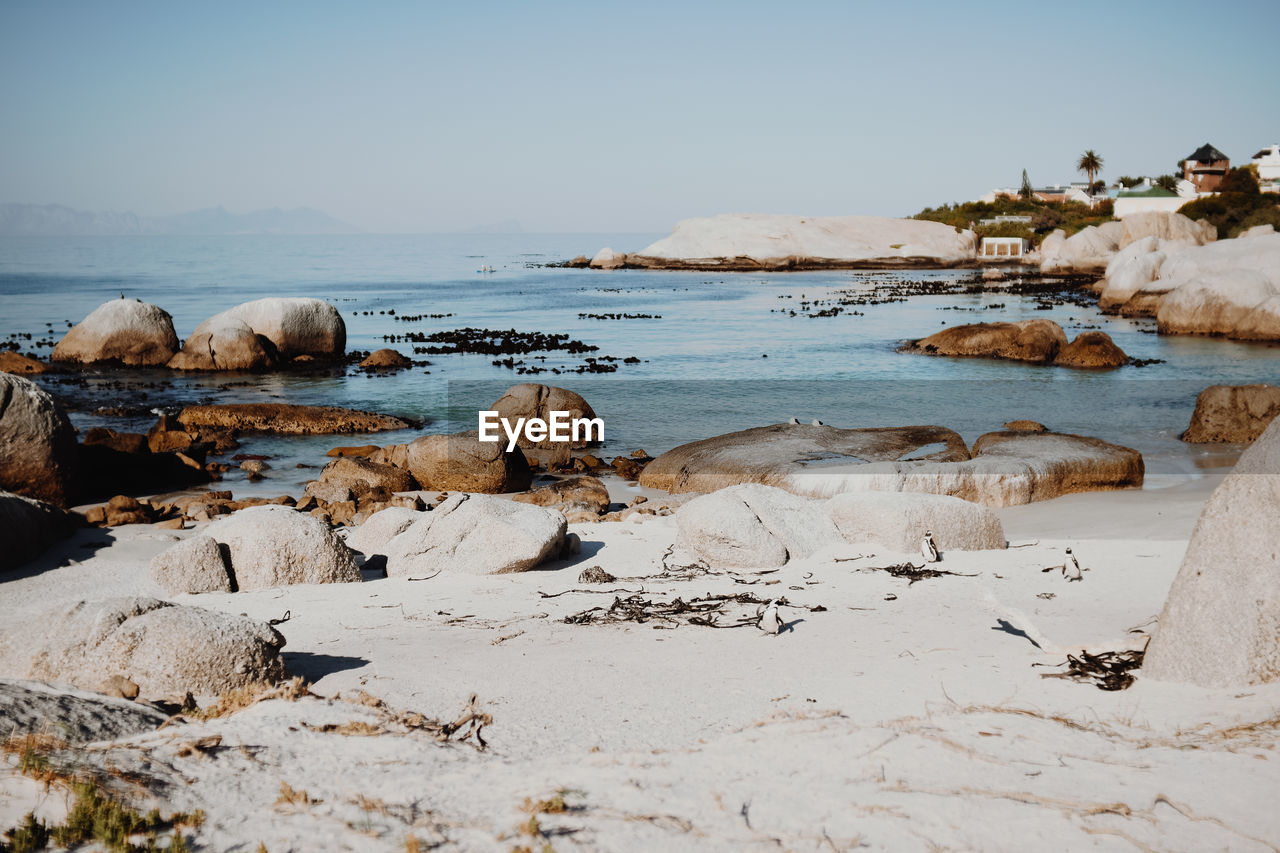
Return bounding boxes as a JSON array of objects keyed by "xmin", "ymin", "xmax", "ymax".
[
  {"xmin": 1178, "ymin": 166, "xmax": 1280, "ymax": 238},
  {"xmin": 913, "ymin": 197, "xmax": 1115, "ymax": 243}
]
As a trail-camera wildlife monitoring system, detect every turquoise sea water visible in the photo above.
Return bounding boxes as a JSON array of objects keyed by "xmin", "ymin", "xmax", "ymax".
[{"xmin": 2, "ymin": 234, "xmax": 1277, "ymax": 495}]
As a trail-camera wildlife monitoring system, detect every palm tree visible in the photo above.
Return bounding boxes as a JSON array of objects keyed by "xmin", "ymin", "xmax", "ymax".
[{"xmin": 1077, "ymin": 150, "xmax": 1104, "ymax": 199}]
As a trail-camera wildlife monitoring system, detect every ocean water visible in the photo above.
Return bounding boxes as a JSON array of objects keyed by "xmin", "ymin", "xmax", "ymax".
[{"xmin": 2, "ymin": 233, "xmax": 1277, "ymax": 496}]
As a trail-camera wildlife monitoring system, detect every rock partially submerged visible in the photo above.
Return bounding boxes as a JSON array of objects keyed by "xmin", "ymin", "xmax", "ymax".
[
  {"xmin": 199, "ymin": 505, "xmax": 361, "ymax": 590},
  {"xmin": 0, "ymin": 373, "xmax": 79, "ymax": 505},
  {"xmin": 383, "ymin": 493, "xmax": 566, "ymax": 576},
  {"xmin": 489, "ymin": 383, "xmax": 599, "ymax": 448},
  {"xmin": 23, "ymin": 597, "xmax": 286, "ymax": 699},
  {"xmin": 405, "ymin": 431, "xmax": 532, "ymax": 493},
  {"xmin": 643, "ymin": 424, "xmax": 1142, "ymax": 507},
  {"xmin": 51, "ymin": 299, "xmax": 180, "ymax": 366},
  {"xmin": 1144, "ymin": 418, "xmax": 1280, "ymax": 687},
  {"xmin": 904, "ymin": 320, "xmax": 1067, "ymax": 363},
  {"xmin": 0, "ymin": 352, "xmax": 48, "ymax": 374},
  {"xmin": 1052, "ymin": 331, "xmax": 1129, "ymax": 368},
  {"xmin": 825, "ymin": 491, "xmax": 1006, "ymax": 553},
  {"xmin": 618, "ymin": 214, "xmax": 976, "ymax": 270},
  {"xmin": 359, "ymin": 348, "xmax": 412, "ymax": 369},
  {"xmin": 1182, "ymin": 384, "xmax": 1280, "ymax": 444},
  {"xmin": 168, "ymin": 316, "xmax": 280, "ymax": 371},
  {"xmin": 0, "ymin": 490, "xmax": 77, "ymax": 571},
  {"xmin": 177, "ymin": 403, "xmax": 410, "ymax": 435},
  {"xmin": 192, "ymin": 297, "xmax": 345, "ymax": 359}
]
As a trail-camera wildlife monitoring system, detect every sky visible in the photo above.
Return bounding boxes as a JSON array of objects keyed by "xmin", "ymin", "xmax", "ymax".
[{"xmin": 1, "ymin": 0, "xmax": 1277, "ymax": 233}]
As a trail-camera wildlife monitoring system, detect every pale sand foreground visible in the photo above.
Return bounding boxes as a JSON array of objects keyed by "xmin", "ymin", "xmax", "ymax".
[{"xmin": 2, "ymin": 473, "xmax": 1279, "ymax": 851}]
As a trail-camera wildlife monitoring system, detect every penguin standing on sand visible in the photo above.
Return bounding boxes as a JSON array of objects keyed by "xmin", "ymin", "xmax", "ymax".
[
  {"xmin": 921, "ymin": 530, "xmax": 939, "ymax": 563},
  {"xmin": 1062, "ymin": 548, "xmax": 1082, "ymax": 582},
  {"xmin": 759, "ymin": 599, "xmax": 783, "ymax": 635}
]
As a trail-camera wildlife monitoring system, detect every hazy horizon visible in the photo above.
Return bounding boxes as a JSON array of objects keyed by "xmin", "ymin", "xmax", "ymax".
[{"xmin": 2, "ymin": 0, "xmax": 1276, "ymax": 234}]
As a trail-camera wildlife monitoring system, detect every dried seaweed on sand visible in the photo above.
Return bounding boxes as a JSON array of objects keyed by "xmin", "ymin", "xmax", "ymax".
[
  {"xmin": 1036, "ymin": 648, "xmax": 1146, "ymax": 691},
  {"xmin": 564, "ymin": 593, "xmax": 824, "ymax": 629}
]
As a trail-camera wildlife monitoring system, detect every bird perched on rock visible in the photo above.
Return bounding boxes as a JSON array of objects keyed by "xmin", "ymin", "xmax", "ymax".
[
  {"xmin": 787, "ymin": 417, "xmax": 800, "ymax": 425},
  {"xmin": 1062, "ymin": 547, "xmax": 1082, "ymax": 581},
  {"xmin": 811, "ymin": 419, "xmax": 824, "ymax": 426},
  {"xmin": 758, "ymin": 599, "xmax": 783, "ymax": 635},
  {"xmin": 920, "ymin": 530, "xmax": 939, "ymax": 563}
]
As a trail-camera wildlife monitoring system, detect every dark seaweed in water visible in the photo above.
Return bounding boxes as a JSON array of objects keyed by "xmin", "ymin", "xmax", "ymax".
[
  {"xmin": 404, "ymin": 327, "xmax": 600, "ymax": 356},
  {"xmin": 1036, "ymin": 647, "xmax": 1146, "ymax": 691}
]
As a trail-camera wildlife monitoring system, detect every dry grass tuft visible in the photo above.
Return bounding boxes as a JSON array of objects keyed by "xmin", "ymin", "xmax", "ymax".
[
  {"xmin": 275, "ymin": 780, "xmax": 317, "ymax": 809},
  {"xmin": 189, "ymin": 676, "xmax": 313, "ymax": 721}
]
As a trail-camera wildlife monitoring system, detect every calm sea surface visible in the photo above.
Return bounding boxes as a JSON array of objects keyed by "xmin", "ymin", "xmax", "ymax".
[{"xmin": 2, "ymin": 234, "xmax": 1277, "ymax": 496}]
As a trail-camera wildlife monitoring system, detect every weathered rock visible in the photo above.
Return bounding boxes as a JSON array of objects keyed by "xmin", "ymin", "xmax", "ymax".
[
  {"xmin": 1040, "ymin": 212, "xmax": 1213, "ymax": 274},
  {"xmin": 1052, "ymin": 332, "xmax": 1128, "ymax": 368},
  {"xmin": 1097, "ymin": 236, "xmax": 1195, "ymax": 314},
  {"xmin": 1182, "ymin": 384, "xmax": 1280, "ymax": 444},
  {"xmin": 202, "ymin": 505, "xmax": 361, "ymax": 589},
  {"xmin": 0, "ymin": 352, "xmax": 47, "ymax": 374},
  {"xmin": 406, "ymin": 431, "xmax": 532, "ymax": 493},
  {"xmin": 0, "ymin": 373, "xmax": 78, "ymax": 505},
  {"xmin": 489, "ymin": 383, "xmax": 599, "ymax": 449},
  {"xmin": 344, "ymin": 507, "xmax": 423, "ymax": 557},
  {"xmin": 307, "ymin": 456, "xmax": 418, "ymax": 502},
  {"xmin": 167, "ymin": 316, "xmax": 279, "ymax": 371},
  {"xmin": 0, "ymin": 491, "xmax": 76, "ymax": 571},
  {"xmin": 627, "ymin": 214, "xmax": 976, "ymax": 269},
  {"xmin": 192, "ymin": 297, "xmax": 345, "ymax": 358},
  {"xmin": 149, "ymin": 535, "xmax": 234, "ymax": 595},
  {"xmin": 824, "ymin": 491, "xmax": 1005, "ymax": 553},
  {"xmin": 641, "ymin": 423, "xmax": 969, "ymax": 494},
  {"xmin": 0, "ymin": 679, "xmax": 166, "ymax": 742},
  {"xmin": 676, "ymin": 484, "xmax": 842, "ymax": 569},
  {"xmin": 904, "ymin": 320, "xmax": 1067, "ymax": 364},
  {"xmin": 1157, "ymin": 270, "xmax": 1280, "ymax": 341},
  {"xmin": 1003, "ymin": 420, "xmax": 1048, "ymax": 433},
  {"xmin": 177, "ymin": 403, "xmax": 410, "ymax": 434},
  {"xmin": 1144, "ymin": 418, "xmax": 1280, "ymax": 687},
  {"xmin": 327, "ymin": 444, "xmax": 380, "ymax": 458},
  {"xmin": 51, "ymin": 299, "xmax": 179, "ymax": 366},
  {"xmin": 513, "ymin": 476, "xmax": 610, "ymax": 515},
  {"xmin": 359, "ymin": 348, "xmax": 411, "ymax": 369},
  {"xmin": 383, "ymin": 494, "xmax": 565, "ymax": 576},
  {"xmin": 25, "ymin": 597, "xmax": 286, "ymax": 698},
  {"xmin": 964, "ymin": 431, "xmax": 1144, "ymax": 503},
  {"xmin": 589, "ymin": 247, "xmax": 628, "ymax": 269},
  {"xmin": 83, "ymin": 426, "xmax": 150, "ymax": 455}
]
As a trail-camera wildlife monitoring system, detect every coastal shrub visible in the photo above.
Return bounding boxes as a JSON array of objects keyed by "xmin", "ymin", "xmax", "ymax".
[
  {"xmin": 914, "ymin": 197, "xmax": 1112, "ymax": 243},
  {"xmin": 1179, "ymin": 167, "xmax": 1279, "ymax": 237}
]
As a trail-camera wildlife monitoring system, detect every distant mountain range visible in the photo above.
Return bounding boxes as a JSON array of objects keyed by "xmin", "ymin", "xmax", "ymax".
[{"xmin": 0, "ymin": 203, "xmax": 360, "ymax": 235}]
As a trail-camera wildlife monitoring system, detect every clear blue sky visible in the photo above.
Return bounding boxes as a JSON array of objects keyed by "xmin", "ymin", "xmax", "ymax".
[{"xmin": 2, "ymin": 0, "xmax": 1276, "ymax": 232}]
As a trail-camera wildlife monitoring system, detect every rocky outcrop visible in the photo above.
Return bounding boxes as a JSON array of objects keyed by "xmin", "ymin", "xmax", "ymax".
[
  {"xmin": 23, "ymin": 597, "xmax": 286, "ymax": 698},
  {"xmin": 305, "ymin": 456, "xmax": 418, "ymax": 504},
  {"xmin": 382, "ymin": 494, "xmax": 566, "ymax": 576},
  {"xmin": 513, "ymin": 475, "xmax": 610, "ymax": 517},
  {"xmin": 405, "ymin": 431, "xmax": 532, "ymax": 493},
  {"xmin": 344, "ymin": 507, "xmax": 422, "ymax": 558},
  {"xmin": 1182, "ymin": 384, "xmax": 1280, "ymax": 444},
  {"xmin": 904, "ymin": 320, "xmax": 1067, "ymax": 364},
  {"xmin": 0, "ymin": 679, "xmax": 166, "ymax": 742},
  {"xmin": 0, "ymin": 491, "xmax": 77, "ymax": 571},
  {"xmin": 51, "ymin": 299, "xmax": 179, "ymax": 366},
  {"xmin": 1097, "ymin": 236, "xmax": 1197, "ymax": 315},
  {"xmin": 167, "ymin": 316, "xmax": 279, "ymax": 371},
  {"xmin": 1039, "ymin": 212, "xmax": 1214, "ymax": 275},
  {"xmin": 619, "ymin": 214, "xmax": 976, "ymax": 270},
  {"xmin": 1052, "ymin": 331, "xmax": 1128, "ymax": 368},
  {"xmin": 1143, "ymin": 418, "xmax": 1280, "ymax": 687},
  {"xmin": 489, "ymin": 384, "xmax": 599, "ymax": 449},
  {"xmin": 149, "ymin": 536, "xmax": 234, "ymax": 595},
  {"xmin": 589, "ymin": 248, "xmax": 627, "ymax": 269},
  {"xmin": 177, "ymin": 403, "xmax": 410, "ymax": 434},
  {"xmin": 1156, "ymin": 269, "xmax": 1280, "ymax": 341},
  {"xmin": 643, "ymin": 424, "xmax": 1142, "ymax": 507},
  {"xmin": 199, "ymin": 505, "xmax": 361, "ymax": 589},
  {"xmin": 676, "ymin": 484, "xmax": 842, "ymax": 569},
  {"xmin": 359, "ymin": 348, "xmax": 411, "ymax": 369},
  {"xmin": 0, "ymin": 352, "xmax": 47, "ymax": 374},
  {"xmin": 639, "ymin": 423, "xmax": 970, "ymax": 494},
  {"xmin": 0, "ymin": 373, "xmax": 78, "ymax": 505},
  {"xmin": 825, "ymin": 491, "xmax": 1005, "ymax": 553},
  {"xmin": 192, "ymin": 297, "xmax": 345, "ymax": 359}
]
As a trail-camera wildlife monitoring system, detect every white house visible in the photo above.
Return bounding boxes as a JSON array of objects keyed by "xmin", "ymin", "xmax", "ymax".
[{"xmin": 1253, "ymin": 144, "xmax": 1280, "ymax": 190}]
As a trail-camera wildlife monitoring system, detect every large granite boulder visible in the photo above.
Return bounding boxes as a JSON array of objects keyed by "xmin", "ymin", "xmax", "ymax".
[
  {"xmin": 177, "ymin": 403, "xmax": 409, "ymax": 434},
  {"xmin": 382, "ymin": 494, "xmax": 565, "ymax": 576},
  {"xmin": 676, "ymin": 484, "xmax": 842, "ymax": 569},
  {"xmin": 0, "ymin": 373, "xmax": 78, "ymax": 505},
  {"xmin": 513, "ymin": 475, "xmax": 610, "ymax": 516},
  {"xmin": 0, "ymin": 491, "xmax": 77, "ymax": 571},
  {"xmin": 1040, "ymin": 212, "xmax": 1213, "ymax": 274},
  {"xmin": 167, "ymin": 316, "xmax": 280, "ymax": 371},
  {"xmin": 344, "ymin": 507, "xmax": 423, "ymax": 558},
  {"xmin": 589, "ymin": 248, "xmax": 628, "ymax": 269},
  {"xmin": 193, "ymin": 297, "xmax": 345, "ymax": 358},
  {"xmin": 51, "ymin": 299, "xmax": 179, "ymax": 366},
  {"xmin": 1097, "ymin": 236, "xmax": 1196, "ymax": 314},
  {"xmin": 305, "ymin": 456, "xmax": 419, "ymax": 502},
  {"xmin": 1143, "ymin": 418, "xmax": 1280, "ymax": 687},
  {"xmin": 1181, "ymin": 384, "xmax": 1280, "ymax": 444},
  {"xmin": 1156, "ymin": 270, "xmax": 1280, "ymax": 341},
  {"xmin": 626, "ymin": 214, "xmax": 976, "ymax": 270},
  {"xmin": 1052, "ymin": 332, "xmax": 1129, "ymax": 368},
  {"xmin": 200, "ymin": 505, "xmax": 361, "ymax": 589},
  {"xmin": 903, "ymin": 320, "xmax": 1068, "ymax": 364},
  {"xmin": 643, "ymin": 424, "xmax": 1142, "ymax": 507},
  {"xmin": 23, "ymin": 597, "xmax": 286, "ymax": 698},
  {"xmin": 825, "ymin": 491, "xmax": 1005, "ymax": 553},
  {"xmin": 406, "ymin": 431, "xmax": 532, "ymax": 493},
  {"xmin": 489, "ymin": 383, "xmax": 599, "ymax": 449},
  {"xmin": 149, "ymin": 535, "xmax": 234, "ymax": 595}
]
